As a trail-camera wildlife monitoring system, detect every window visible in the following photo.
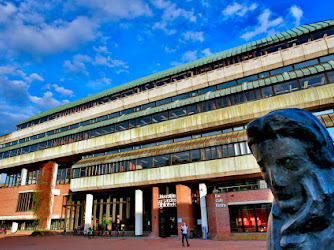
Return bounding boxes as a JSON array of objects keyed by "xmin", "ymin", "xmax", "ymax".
[
  {"xmin": 270, "ymin": 66, "xmax": 293, "ymax": 75},
  {"xmin": 229, "ymin": 204, "xmax": 271, "ymax": 233},
  {"xmin": 17, "ymin": 192, "xmax": 34, "ymax": 212},
  {"xmin": 274, "ymin": 80, "xmax": 299, "ymax": 95},
  {"xmin": 137, "ymin": 116, "xmax": 152, "ymax": 127},
  {"xmin": 294, "ymin": 59, "xmax": 318, "ymax": 69},
  {"xmin": 190, "ymin": 149, "xmax": 200, "ymax": 162},
  {"xmin": 300, "ymin": 74, "xmax": 327, "ymax": 89},
  {"xmin": 169, "ymin": 107, "xmax": 187, "ymax": 119},
  {"xmin": 153, "ymin": 154, "xmax": 170, "ymax": 168},
  {"xmin": 152, "ymin": 111, "xmax": 168, "ymax": 123},
  {"xmin": 171, "ymin": 151, "xmax": 190, "ymax": 165},
  {"xmin": 137, "ymin": 157, "xmax": 152, "ymax": 169}
]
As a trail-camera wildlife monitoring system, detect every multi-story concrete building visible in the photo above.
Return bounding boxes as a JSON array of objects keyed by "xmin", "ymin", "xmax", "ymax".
[{"xmin": 0, "ymin": 19, "xmax": 334, "ymax": 239}]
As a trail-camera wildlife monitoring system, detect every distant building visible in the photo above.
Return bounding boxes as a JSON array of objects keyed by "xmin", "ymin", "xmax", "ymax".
[{"xmin": 0, "ymin": 19, "xmax": 333, "ymax": 238}]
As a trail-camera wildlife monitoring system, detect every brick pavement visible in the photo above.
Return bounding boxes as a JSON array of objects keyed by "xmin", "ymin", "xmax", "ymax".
[{"xmin": 0, "ymin": 234, "xmax": 266, "ymax": 250}]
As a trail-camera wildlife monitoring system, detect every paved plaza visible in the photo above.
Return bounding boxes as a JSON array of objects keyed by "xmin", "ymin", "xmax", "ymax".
[{"xmin": 0, "ymin": 233, "xmax": 266, "ymax": 250}]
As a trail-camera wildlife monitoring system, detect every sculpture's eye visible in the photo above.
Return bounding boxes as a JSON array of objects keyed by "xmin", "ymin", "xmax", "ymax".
[{"xmin": 278, "ymin": 157, "xmax": 296, "ymax": 171}]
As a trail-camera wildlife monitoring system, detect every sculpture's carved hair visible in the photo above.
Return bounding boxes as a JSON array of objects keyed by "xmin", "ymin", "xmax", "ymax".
[{"xmin": 247, "ymin": 108, "xmax": 334, "ymax": 169}]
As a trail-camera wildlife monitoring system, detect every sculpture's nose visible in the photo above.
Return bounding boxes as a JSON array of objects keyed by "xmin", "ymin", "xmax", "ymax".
[{"xmin": 269, "ymin": 166, "xmax": 286, "ymax": 191}]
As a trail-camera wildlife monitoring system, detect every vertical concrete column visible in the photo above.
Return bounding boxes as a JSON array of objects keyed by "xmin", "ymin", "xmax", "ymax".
[
  {"xmin": 150, "ymin": 186, "xmax": 159, "ymax": 237},
  {"xmin": 84, "ymin": 194, "xmax": 94, "ymax": 230},
  {"xmin": 20, "ymin": 168, "xmax": 28, "ymax": 186},
  {"xmin": 47, "ymin": 162, "xmax": 58, "ymax": 230},
  {"xmin": 199, "ymin": 183, "xmax": 208, "ymax": 238},
  {"xmin": 135, "ymin": 189, "xmax": 143, "ymax": 236}
]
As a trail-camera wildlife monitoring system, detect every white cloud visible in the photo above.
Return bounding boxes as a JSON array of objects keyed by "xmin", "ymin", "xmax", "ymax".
[
  {"xmin": 0, "ymin": 2, "xmax": 98, "ymax": 57},
  {"xmin": 182, "ymin": 50, "xmax": 198, "ymax": 62},
  {"xmin": 164, "ymin": 46, "xmax": 176, "ymax": 53},
  {"xmin": 222, "ymin": 2, "xmax": 257, "ymax": 18},
  {"xmin": 26, "ymin": 73, "xmax": 44, "ymax": 83},
  {"xmin": 29, "ymin": 91, "xmax": 69, "ymax": 108},
  {"xmin": 151, "ymin": 0, "xmax": 197, "ymax": 35},
  {"xmin": 201, "ymin": 48, "xmax": 212, "ymax": 57},
  {"xmin": 241, "ymin": 9, "xmax": 283, "ymax": 40},
  {"xmin": 52, "ymin": 84, "xmax": 74, "ymax": 96},
  {"xmin": 182, "ymin": 31, "xmax": 204, "ymax": 42},
  {"xmin": 75, "ymin": 0, "xmax": 153, "ymax": 20},
  {"xmin": 63, "ymin": 58, "xmax": 89, "ymax": 76},
  {"xmin": 290, "ymin": 5, "xmax": 303, "ymax": 27}
]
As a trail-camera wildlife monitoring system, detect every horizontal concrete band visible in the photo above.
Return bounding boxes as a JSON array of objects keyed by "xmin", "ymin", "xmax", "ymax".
[
  {"xmin": 70, "ymin": 155, "xmax": 260, "ymax": 192},
  {"xmin": 2, "ymin": 35, "xmax": 333, "ymax": 143},
  {"xmin": 228, "ymin": 200, "xmax": 273, "ymax": 205},
  {"xmin": 0, "ymin": 214, "xmax": 61, "ymax": 220},
  {"xmin": 1, "ymin": 84, "xmax": 333, "ymax": 170}
]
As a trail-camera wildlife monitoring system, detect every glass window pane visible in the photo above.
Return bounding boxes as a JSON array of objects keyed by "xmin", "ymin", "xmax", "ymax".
[
  {"xmin": 234, "ymin": 143, "xmax": 240, "ymax": 156},
  {"xmin": 102, "ymin": 125, "xmax": 114, "ymax": 135},
  {"xmin": 238, "ymin": 74, "xmax": 257, "ymax": 84},
  {"xmin": 261, "ymin": 86, "xmax": 273, "ymax": 98},
  {"xmin": 328, "ymin": 71, "xmax": 334, "ymax": 83},
  {"xmin": 171, "ymin": 151, "xmax": 190, "ymax": 165},
  {"xmin": 156, "ymin": 98, "xmax": 171, "ymax": 106},
  {"xmin": 270, "ymin": 66, "xmax": 293, "ymax": 75},
  {"xmin": 115, "ymin": 121, "xmax": 129, "ymax": 131},
  {"xmin": 300, "ymin": 73, "xmax": 327, "ymax": 89},
  {"xmin": 169, "ymin": 107, "xmax": 187, "ymax": 119},
  {"xmin": 228, "ymin": 144, "xmax": 234, "ymax": 156},
  {"xmin": 320, "ymin": 54, "xmax": 334, "ymax": 63},
  {"xmin": 273, "ymin": 80, "xmax": 299, "ymax": 95},
  {"xmin": 153, "ymin": 154, "xmax": 170, "ymax": 168},
  {"xmin": 294, "ymin": 59, "xmax": 318, "ymax": 69},
  {"xmin": 136, "ymin": 116, "xmax": 152, "ymax": 127},
  {"xmin": 172, "ymin": 93, "xmax": 189, "ymax": 101},
  {"xmin": 141, "ymin": 102, "xmax": 155, "ymax": 110},
  {"xmin": 137, "ymin": 157, "xmax": 152, "ymax": 169},
  {"xmin": 187, "ymin": 104, "xmax": 197, "ymax": 115},
  {"xmin": 190, "ymin": 149, "xmax": 200, "ymax": 162},
  {"xmin": 152, "ymin": 111, "xmax": 168, "ymax": 123},
  {"xmin": 218, "ymin": 81, "xmax": 236, "ymax": 89},
  {"xmin": 198, "ymin": 86, "xmax": 216, "ymax": 95}
]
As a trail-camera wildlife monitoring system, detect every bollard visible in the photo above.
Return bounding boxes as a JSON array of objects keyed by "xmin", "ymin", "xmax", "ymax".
[{"xmin": 202, "ymin": 226, "xmax": 207, "ymax": 240}]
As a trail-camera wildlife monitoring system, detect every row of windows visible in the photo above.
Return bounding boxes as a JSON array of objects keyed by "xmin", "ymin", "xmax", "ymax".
[
  {"xmin": 56, "ymin": 168, "xmax": 71, "ymax": 185},
  {"xmin": 16, "ymin": 27, "xmax": 334, "ymax": 131},
  {"xmin": 83, "ymin": 125, "xmax": 245, "ymax": 159},
  {"xmin": 73, "ymin": 141, "xmax": 252, "ymax": 179},
  {"xmin": 3, "ymin": 169, "xmax": 41, "ymax": 187},
  {"xmin": 3, "ymin": 53, "xmax": 334, "ymax": 150},
  {"xmin": 1, "ymin": 70, "xmax": 333, "ymax": 160}
]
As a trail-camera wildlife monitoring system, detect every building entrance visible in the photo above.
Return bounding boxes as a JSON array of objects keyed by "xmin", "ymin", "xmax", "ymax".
[
  {"xmin": 159, "ymin": 207, "xmax": 177, "ymax": 237},
  {"xmin": 158, "ymin": 185, "xmax": 177, "ymax": 237}
]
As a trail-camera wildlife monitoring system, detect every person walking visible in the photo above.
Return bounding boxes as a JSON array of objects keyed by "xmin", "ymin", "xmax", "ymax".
[{"xmin": 181, "ymin": 222, "xmax": 190, "ymax": 247}]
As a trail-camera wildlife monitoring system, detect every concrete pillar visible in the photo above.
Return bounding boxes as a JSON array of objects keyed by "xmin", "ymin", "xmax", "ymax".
[
  {"xmin": 84, "ymin": 194, "xmax": 94, "ymax": 230},
  {"xmin": 135, "ymin": 189, "xmax": 143, "ymax": 236},
  {"xmin": 199, "ymin": 183, "xmax": 208, "ymax": 238},
  {"xmin": 20, "ymin": 168, "xmax": 28, "ymax": 186},
  {"xmin": 11, "ymin": 222, "xmax": 18, "ymax": 234},
  {"xmin": 46, "ymin": 162, "xmax": 58, "ymax": 230}
]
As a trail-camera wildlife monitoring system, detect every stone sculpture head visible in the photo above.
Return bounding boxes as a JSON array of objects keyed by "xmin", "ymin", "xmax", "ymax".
[{"xmin": 247, "ymin": 108, "xmax": 334, "ymax": 249}]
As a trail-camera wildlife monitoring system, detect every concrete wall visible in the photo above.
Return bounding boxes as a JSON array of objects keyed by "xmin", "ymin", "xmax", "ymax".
[
  {"xmin": 1, "ymin": 83, "xmax": 333, "ymax": 170},
  {"xmin": 70, "ymin": 155, "xmax": 260, "ymax": 192},
  {"xmin": 1, "ymin": 35, "xmax": 333, "ymax": 144}
]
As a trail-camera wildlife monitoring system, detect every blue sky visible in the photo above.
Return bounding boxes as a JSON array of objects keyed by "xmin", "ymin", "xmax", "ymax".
[{"xmin": 0, "ymin": 0, "xmax": 333, "ymax": 136}]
